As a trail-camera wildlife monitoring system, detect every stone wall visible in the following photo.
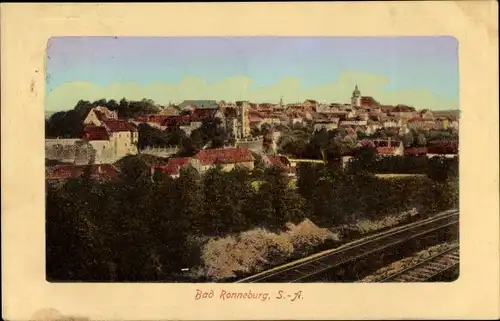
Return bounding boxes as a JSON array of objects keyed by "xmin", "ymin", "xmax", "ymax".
[
  {"xmin": 46, "ymin": 139, "xmax": 98, "ymax": 165},
  {"xmin": 140, "ymin": 146, "xmax": 180, "ymax": 158},
  {"xmin": 46, "ymin": 139, "xmax": 127, "ymax": 164}
]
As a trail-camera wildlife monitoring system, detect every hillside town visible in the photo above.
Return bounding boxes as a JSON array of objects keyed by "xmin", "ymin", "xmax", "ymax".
[
  {"xmin": 45, "ymin": 83, "xmax": 460, "ymax": 283},
  {"xmin": 45, "ymin": 84, "xmax": 459, "ymax": 182}
]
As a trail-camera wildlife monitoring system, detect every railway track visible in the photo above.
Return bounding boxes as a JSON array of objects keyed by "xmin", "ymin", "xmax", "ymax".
[
  {"xmin": 235, "ymin": 209, "xmax": 459, "ymax": 283},
  {"xmin": 378, "ymin": 244, "xmax": 460, "ymax": 282}
]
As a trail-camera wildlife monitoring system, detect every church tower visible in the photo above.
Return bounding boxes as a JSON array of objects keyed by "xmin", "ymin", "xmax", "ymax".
[
  {"xmin": 351, "ymin": 84, "xmax": 361, "ymax": 107},
  {"xmin": 237, "ymin": 101, "xmax": 251, "ymax": 138},
  {"xmin": 279, "ymin": 95, "xmax": 284, "ymax": 109}
]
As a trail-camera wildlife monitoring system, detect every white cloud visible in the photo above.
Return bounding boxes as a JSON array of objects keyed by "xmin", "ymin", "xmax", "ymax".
[{"xmin": 46, "ymin": 72, "xmax": 458, "ymax": 111}]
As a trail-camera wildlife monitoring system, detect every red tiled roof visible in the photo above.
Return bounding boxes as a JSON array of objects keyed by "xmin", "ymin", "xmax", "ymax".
[
  {"xmin": 376, "ymin": 147, "xmax": 397, "ymax": 155},
  {"xmin": 103, "ymin": 120, "xmax": 138, "ymax": 132},
  {"xmin": 191, "ymin": 108, "xmax": 218, "ymax": 121},
  {"xmin": 151, "ymin": 164, "xmax": 180, "ymax": 176},
  {"xmin": 82, "ymin": 125, "xmax": 109, "ymax": 140},
  {"xmin": 249, "ymin": 111, "xmax": 264, "ymax": 122},
  {"xmin": 46, "ymin": 164, "xmax": 119, "ymax": 181},
  {"xmin": 259, "ymin": 103, "xmax": 273, "ymax": 109},
  {"xmin": 249, "ymin": 117, "xmax": 263, "ymax": 123},
  {"xmin": 167, "ymin": 157, "xmax": 191, "ymax": 167},
  {"xmin": 135, "ymin": 115, "xmax": 170, "ymax": 125},
  {"xmin": 151, "ymin": 157, "xmax": 192, "ymax": 177},
  {"xmin": 427, "ymin": 140, "xmax": 459, "ymax": 154},
  {"xmin": 164, "ymin": 115, "xmax": 192, "ymax": 127},
  {"xmin": 266, "ymin": 156, "xmax": 285, "ymax": 167},
  {"xmin": 249, "ymin": 110, "xmax": 264, "ymax": 117},
  {"xmin": 404, "ymin": 147, "xmax": 428, "ymax": 156},
  {"xmin": 360, "ymin": 96, "xmax": 379, "ymax": 106},
  {"xmin": 194, "ymin": 147, "xmax": 254, "ymax": 166}
]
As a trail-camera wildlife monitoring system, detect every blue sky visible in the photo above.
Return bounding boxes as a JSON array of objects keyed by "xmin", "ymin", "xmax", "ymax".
[{"xmin": 45, "ymin": 36, "xmax": 459, "ymax": 111}]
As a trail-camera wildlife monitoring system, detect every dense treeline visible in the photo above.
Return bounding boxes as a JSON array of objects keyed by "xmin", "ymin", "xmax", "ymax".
[
  {"xmin": 45, "ymin": 98, "xmax": 160, "ymax": 138},
  {"xmin": 46, "ymin": 154, "xmax": 459, "ymax": 282},
  {"xmin": 138, "ymin": 118, "xmax": 232, "ymax": 156},
  {"xmin": 297, "ymin": 163, "xmax": 458, "ymax": 226},
  {"xmin": 278, "ymin": 126, "xmax": 357, "ymax": 161},
  {"xmin": 137, "ymin": 124, "xmax": 187, "ymax": 150},
  {"xmin": 47, "ymin": 164, "xmax": 304, "ymax": 281},
  {"xmin": 346, "ymin": 153, "xmax": 459, "ymax": 181},
  {"xmin": 278, "ymin": 126, "xmax": 458, "ymax": 162}
]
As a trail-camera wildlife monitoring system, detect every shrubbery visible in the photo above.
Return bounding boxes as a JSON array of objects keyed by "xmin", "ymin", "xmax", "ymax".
[
  {"xmin": 198, "ymin": 219, "xmax": 340, "ymax": 280},
  {"xmin": 346, "ymin": 153, "xmax": 459, "ymax": 179}
]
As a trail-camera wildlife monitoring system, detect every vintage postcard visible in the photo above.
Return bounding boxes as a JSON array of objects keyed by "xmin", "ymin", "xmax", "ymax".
[
  {"xmin": 43, "ymin": 35, "xmax": 461, "ymax": 284},
  {"xmin": 2, "ymin": 2, "xmax": 499, "ymax": 321}
]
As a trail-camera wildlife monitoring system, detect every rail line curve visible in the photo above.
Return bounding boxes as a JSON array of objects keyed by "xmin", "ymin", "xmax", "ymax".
[
  {"xmin": 235, "ymin": 209, "xmax": 459, "ymax": 283},
  {"xmin": 379, "ymin": 244, "xmax": 459, "ymax": 282}
]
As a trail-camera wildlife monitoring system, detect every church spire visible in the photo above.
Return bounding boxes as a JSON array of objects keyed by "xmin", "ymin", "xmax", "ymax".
[
  {"xmin": 352, "ymin": 83, "xmax": 361, "ymax": 107},
  {"xmin": 353, "ymin": 83, "xmax": 361, "ymax": 96},
  {"xmin": 280, "ymin": 94, "xmax": 284, "ymax": 108}
]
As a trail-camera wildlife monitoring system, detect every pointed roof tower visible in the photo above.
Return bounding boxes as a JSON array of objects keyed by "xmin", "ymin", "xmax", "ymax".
[{"xmin": 353, "ymin": 83, "xmax": 361, "ymax": 96}]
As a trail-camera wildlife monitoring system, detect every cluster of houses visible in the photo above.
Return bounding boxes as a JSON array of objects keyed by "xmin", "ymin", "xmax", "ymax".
[
  {"xmin": 45, "ymin": 84, "xmax": 459, "ymax": 182},
  {"xmin": 135, "ymin": 85, "xmax": 459, "ymax": 138},
  {"xmin": 129, "ymin": 85, "xmax": 459, "ymax": 148},
  {"xmin": 132, "ymin": 100, "xmax": 251, "ymax": 139},
  {"xmin": 46, "ymin": 106, "xmax": 139, "ymax": 165}
]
